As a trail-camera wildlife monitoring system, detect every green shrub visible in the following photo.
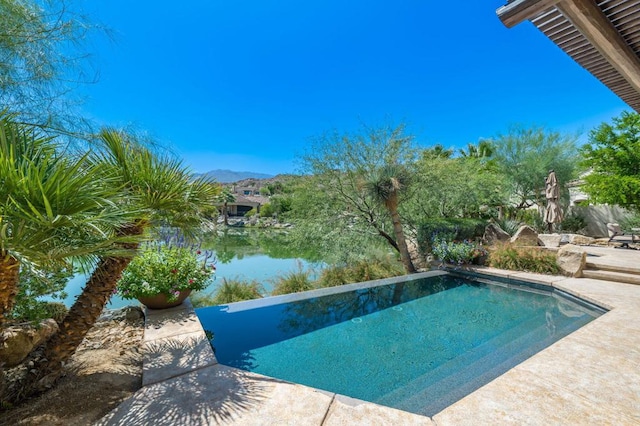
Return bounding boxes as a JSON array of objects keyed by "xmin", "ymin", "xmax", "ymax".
[
  {"xmin": 558, "ymin": 213, "xmax": 587, "ymax": 234},
  {"xmin": 116, "ymin": 243, "xmax": 216, "ymax": 302},
  {"xmin": 192, "ymin": 278, "xmax": 264, "ymax": 306},
  {"xmin": 621, "ymin": 213, "xmax": 640, "ymax": 230},
  {"xmin": 316, "ymin": 254, "xmax": 404, "ymax": 288},
  {"xmin": 10, "ymin": 267, "xmax": 71, "ymax": 324},
  {"xmin": 488, "ymin": 244, "xmax": 559, "ymax": 274},
  {"xmin": 244, "ymin": 208, "xmax": 257, "ymax": 217},
  {"xmin": 516, "ymin": 209, "xmax": 547, "ymax": 233},
  {"xmin": 259, "ymin": 203, "xmax": 274, "ymax": 218},
  {"xmin": 495, "ymin": 218, "xmax": 522, "ymax": 236},
  {"xmin": 417, "ymin": 218, "xmax": 486, "ymax": 254},
  {"xmin": 431, "ymin": 236, "xmax": 487, "ymax": 265},
  {"xmin": 271, "ymin": 266, "xmax": 315, "ymax": 295}
]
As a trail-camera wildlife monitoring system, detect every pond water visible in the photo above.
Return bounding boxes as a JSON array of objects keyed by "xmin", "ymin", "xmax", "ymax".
[{"xmin": 50, "ymin": 229, "xmax": 322, "ymax": 309}]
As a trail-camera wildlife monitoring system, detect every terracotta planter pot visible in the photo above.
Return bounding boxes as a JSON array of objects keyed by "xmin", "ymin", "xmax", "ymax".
[{"xmin": 138, "ymin": 289, "xmax": 192, "ymax": 310}]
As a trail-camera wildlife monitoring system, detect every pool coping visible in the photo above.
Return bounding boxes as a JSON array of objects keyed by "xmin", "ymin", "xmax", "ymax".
[{"xmin": 98, "ymin": 267, "xmax": 640, "ymax": 425}]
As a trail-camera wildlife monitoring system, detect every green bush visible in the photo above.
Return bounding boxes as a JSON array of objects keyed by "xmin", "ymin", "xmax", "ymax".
[
  {"xmin": 10, "ymin": 267, "xmax": 71, "ymax": 324},
  {"xmin": 558, "ymin": 213, "xmax": 587, "ymax": 234},
  {"xmin": 621, "ymin": 213, "xmax": 640, "ymax": 230},
  {"xmin": 271, "ymin": 269, "xmax": 315, "ymax": 295},
  {"xmin": 516, "ymin": 209, "xmax": 547, "ymax": 233},
  {"xmin": 495, "ymin": 218, "xmax": 522, "ymax": 236},
  {"xmin": 417, "ymin": 218, "xmax": 486, "ymax": 254},
  {"xmin": 488, "ymin": 244, "xmax": 559, "ymax": 274},
  {"xmin": 192, "ymin": 278, "xmax": 264, "ymax": 306},
  {"xmin": 431, "ymin": 236, "xmax": 487, "ymax": 265},
  {"xmin": 116, "ymin": 244, "xmax": 216, "ymax": 302},
  {"xmin": 316, "ymin": 254, "xmax": 404, "ymax": 288},
  {"xmin": 244, "ymin": 208, "xmax": 257, "ymax": 217},
  {"xmin": 259, "ymin": 203, "xmax": 274, "ymax": 218}
]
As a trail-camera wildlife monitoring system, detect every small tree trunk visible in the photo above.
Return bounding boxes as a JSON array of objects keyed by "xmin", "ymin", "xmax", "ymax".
[
  {"xmin": 0, "ymin": 255, "xmax": 20, "ymax": 326},
  {"xmin": 387, "ymin": 197, "xmax": 416, "ymax": 274},
  {"xmin": 3, "ymin": 223, "xmax": 144, "ymax": 404},
  {"xmin": 223, "ymin": 202, "xmax": 229, "ymax": 226}
]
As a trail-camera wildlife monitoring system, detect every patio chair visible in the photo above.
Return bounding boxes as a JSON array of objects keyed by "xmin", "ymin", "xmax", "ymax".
[{"xmin": 606, "ymin": 222, "xmax": 639, "ymax": 249}]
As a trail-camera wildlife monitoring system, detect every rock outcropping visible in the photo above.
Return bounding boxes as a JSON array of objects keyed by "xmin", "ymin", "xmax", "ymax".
[
  {"xmin": 0, "ymin": 319, "xmax": 59, "ymax": 367},
  {"xmin": 557, "ymin": 244, "xmax": 587, "ymax": 277},
  {"xmin": 510, "ymin": 225, "xmax": 539, "ymax": 246}
]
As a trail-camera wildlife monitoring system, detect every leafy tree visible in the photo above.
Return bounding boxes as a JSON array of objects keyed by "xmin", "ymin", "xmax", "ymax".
[
  {"xmin": 0, "ymin": 0, "xmax": 100, "ymax": 134},
  {"xmin": 580, "ymin": 111, "xmax": 640, "ymax": 211},
  {"xmin": 491, "ymin": 125, "xmax": 579, "ymax": 210},
  {"xmin": 295, "ymin": 124, "xmax": 418, "ymax": 271},
  {"xmin": 409, "ymin": 156, "xmax": 506, "ymax": 219}
]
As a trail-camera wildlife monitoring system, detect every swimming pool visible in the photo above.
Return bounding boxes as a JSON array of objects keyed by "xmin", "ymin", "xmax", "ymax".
[{"xmin": 195, "ymin": 271, "xmax": 605, "ymax": 416}]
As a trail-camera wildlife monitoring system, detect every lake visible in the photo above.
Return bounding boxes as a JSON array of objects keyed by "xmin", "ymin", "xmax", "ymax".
[{"xmin": 51, "ymin": 229, "xmax": 323, "ymax": 309}]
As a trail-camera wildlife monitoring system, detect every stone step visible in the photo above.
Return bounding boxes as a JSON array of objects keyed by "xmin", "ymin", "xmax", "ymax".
[
  {"xmin": 582, "ymin": 269, "xmax": 640, "ymax": 286},
  {"xmin": 585, "ymin": 260, "xmax": 640, "ymax": 276}
]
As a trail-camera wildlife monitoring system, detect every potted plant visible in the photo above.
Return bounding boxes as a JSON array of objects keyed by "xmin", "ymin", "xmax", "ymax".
[{"xmin": 115, "ymin": 242, "xmax": 216, "ymax": 309}]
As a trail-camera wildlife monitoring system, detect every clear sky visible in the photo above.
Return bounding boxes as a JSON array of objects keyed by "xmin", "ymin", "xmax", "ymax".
[{"xmin": 80, "ymin": 0, "xmax": 630, "ymax": 175}]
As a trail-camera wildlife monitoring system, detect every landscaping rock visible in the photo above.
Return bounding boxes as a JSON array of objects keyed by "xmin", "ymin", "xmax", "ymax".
[
  {"xmin": 538, "ymin": 234, "xmax": 562, "ymax": 248},
  {"xmin": 484, "ymin": 223, "xmax": 510, "ymax": 244},
  {"xmin": 567, "ymin": 234, "xmax": 595, "ymax": 246},
  {"xmin": 557, "ymin": 244, "xmax": 586, "ymax": 277},
  {"xmin": 510, "ymin": 225, "xmax": 539, "ymax": 246},
  {"xmin": 0, "ymin": 319, "xmax": 59, "ymax": 367}
]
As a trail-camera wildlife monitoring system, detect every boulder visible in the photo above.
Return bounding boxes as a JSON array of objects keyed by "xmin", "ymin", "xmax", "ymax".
[
  {"xmin": 484, "ymin": 223, "xmax": 510, "ymax": 244},
  {"xmin": 510, "ymin": 225, "xmax": 539, "ymax": 246},
  {"xmin": 0, "ymin": 319, "xmax": 59, "ymax": 367},
  {"xmin": 557, "ymin": 244, "xmax": 587, "ymax": 277},
  {"xmin": 538, "ymin": 233, "xmax": 562, "ymax": 248},
  {"xmin": 567, "ymin": 234, "xmax": 595, "ymax": 246}
]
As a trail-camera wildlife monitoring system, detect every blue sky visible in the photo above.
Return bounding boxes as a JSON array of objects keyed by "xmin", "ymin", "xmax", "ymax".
[{"xmin": 81, "ymin": 0, "xmax": 629, "ymax": 175}]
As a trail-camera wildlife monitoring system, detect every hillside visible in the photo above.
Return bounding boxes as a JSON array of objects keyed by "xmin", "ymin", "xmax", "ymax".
[{"xmin": 195, "ymin": 169, "xmax": 274, "ymax": 183}]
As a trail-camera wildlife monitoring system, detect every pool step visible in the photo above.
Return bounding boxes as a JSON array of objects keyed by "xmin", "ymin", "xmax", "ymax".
[
  {"xmin": 581, "ymin": 269, "xmax": 640, "ymax": 285},
  {"xmin": 375, "ymin": 313, "xmax": 545, "ymax": 412},
  {"xmin": 582, "ymin": 257, "xmax": 640, "ymax": 286},
  {"xmin": 375, "ymin": 313, "xmax": 590, "ymax": 417}
]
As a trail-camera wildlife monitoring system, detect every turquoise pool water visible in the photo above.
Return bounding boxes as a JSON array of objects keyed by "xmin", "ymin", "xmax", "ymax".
[{"xmin": 196, "ymin": 272, "xmax": 604, "ymax": 416}]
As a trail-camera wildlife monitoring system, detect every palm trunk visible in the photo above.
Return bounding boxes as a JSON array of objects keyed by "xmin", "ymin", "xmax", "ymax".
[
  {"xmin": 223, "ymin": 202, "xmax": 229, "ymax": 226},
  {"xmin": 387, "ymin": 197, "xmax": 416, "ymax": 274},
  {"xmin": 3, "ymin": 223, "xmax": 144, "ymax": 404},
  {"xmin": 0, "ymin": 255, "xmax": 20, "ymax": 326}
]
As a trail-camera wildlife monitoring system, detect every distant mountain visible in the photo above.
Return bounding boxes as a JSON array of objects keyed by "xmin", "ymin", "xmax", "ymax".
[{"xmin": 195, "ymin": 169, "xmax": 275, "ymax": 183}]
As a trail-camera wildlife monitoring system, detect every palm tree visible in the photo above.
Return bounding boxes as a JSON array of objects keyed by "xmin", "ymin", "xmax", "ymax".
[
  {"xmin": 422, "ymin": 144, "xmax": 454, "ymax": 160},
  {"xmin": 366, "ymin": 164, "xmax": 416, "ymax": 273},
  {"xmin": 7, "ymin": 128, "xmax": 218, "ymax": 402},
  {"xmin": 217, "ymin": 187, "xmax": 236, "ymax": 226},
  {"xmin": 0, "ymin": 113, "xmax": 127, "ymax": 327},
  {"xmin": 458, "ymin": 140, "xmax": 494, "ymax": 158}
]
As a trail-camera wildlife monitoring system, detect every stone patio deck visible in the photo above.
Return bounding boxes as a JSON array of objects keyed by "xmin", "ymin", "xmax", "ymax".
[{"xmin": 98, "ymin": 248, "xmax": 640, "ymax": 425}]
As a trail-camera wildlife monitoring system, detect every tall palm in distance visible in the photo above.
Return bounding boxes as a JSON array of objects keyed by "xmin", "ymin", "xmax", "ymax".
[{"xmin": 458, "ymin": 140, "xmax": 494, "ymax": 158}]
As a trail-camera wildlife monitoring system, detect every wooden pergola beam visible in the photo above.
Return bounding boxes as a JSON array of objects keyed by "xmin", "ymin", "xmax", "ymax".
[
  {"xmin": 556, "ymin": 0, "xmax": 640, "ymax": 95},
  {"xmin": 497, "ymin": 0, "xmax": 562, "ymax": 28}
]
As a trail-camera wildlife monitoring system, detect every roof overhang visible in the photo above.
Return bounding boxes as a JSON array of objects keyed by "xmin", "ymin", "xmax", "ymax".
[{"xmin": 497, "ymin": 0, "xmax": 640, "ymax": 112}]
